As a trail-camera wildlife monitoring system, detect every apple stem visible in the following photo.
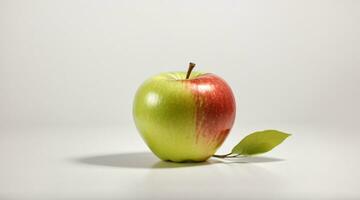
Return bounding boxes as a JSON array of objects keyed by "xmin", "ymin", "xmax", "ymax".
[
  {"xmin": 212, "ymin": 153, "xmax": 236, "ymax": 158},
  {"xmin": 186, "ymin": 62, "xmax": 196, "ymax": 79}
]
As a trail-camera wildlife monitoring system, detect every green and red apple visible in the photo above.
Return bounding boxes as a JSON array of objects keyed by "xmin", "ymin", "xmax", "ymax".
[{"xmin": 133, "ymin": 63, "xmax": 236, "ymax": 162}]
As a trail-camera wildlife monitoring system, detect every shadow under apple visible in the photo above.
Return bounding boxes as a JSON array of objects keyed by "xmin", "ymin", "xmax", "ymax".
[{"xmin": 74, "ymin": 152, "xmax": 284, "ymax": 169}]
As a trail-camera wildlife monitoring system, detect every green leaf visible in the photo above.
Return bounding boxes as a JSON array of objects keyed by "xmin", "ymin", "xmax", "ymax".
[{"xmin": 231, "ymin": 130, "xmax": 291, "ymax": 156}]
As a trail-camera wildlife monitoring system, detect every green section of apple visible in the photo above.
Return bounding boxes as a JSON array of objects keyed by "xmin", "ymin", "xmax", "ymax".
[{"xmin": 133, "ymin": 71, "xmax": 212, "ymax": 162}]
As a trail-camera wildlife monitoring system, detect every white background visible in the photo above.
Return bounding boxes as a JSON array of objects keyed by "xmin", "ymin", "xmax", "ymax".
[{"xmin": 1, "ymin": 0, "xmax": 360, "ymax": 199}]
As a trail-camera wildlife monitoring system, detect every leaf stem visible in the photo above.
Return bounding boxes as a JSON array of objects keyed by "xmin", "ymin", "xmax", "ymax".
[{"xmin": 212, "ymin": 153, "xmax": 233, "ymax": 158}]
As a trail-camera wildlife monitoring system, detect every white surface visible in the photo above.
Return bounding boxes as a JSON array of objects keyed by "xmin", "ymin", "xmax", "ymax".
[{"xmin": 1, "ymin": 124, "xmax": 360, "ymax": 200}]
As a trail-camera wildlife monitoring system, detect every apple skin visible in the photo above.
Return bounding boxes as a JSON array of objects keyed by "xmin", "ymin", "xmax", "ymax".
[{"xmin": 133, "ymin": 71, "xmax": 236, "ymax": 162}]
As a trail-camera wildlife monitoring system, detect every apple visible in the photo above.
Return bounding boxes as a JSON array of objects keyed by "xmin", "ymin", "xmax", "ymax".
[{"xmin": 133, "ymin": 63, "xmax": 236, "ymax": 162}]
